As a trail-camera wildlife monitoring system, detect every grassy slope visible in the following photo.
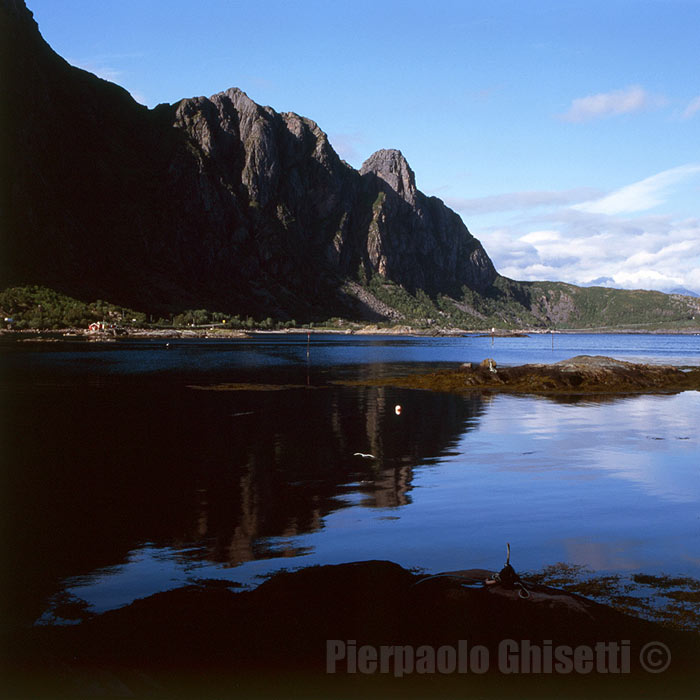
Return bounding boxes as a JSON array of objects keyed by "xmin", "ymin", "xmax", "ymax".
[
  {"xmin": 363, "ymin": 274, "xmax": 700, "ymax": 330},
  {"xmin": 523, "ymin": 280, "xmax": 700, "ymax": 329}
]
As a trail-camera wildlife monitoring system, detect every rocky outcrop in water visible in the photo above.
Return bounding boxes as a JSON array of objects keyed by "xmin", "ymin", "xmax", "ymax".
[
  {"xmin": 1, "ymin": 0, "xmax": 496, "ymax": 319},
  {"xmin": 345, "ymin": 356, "xmax": 700, "ymax": 396}
]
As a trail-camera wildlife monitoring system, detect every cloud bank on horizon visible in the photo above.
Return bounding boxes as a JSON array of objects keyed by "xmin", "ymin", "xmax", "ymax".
[
  {"xmin": 450, "ymin": 160, "xmax": 700, "ymax": 295},
  {"xmin": 442, "ymin": 71, "xmax": 700, "ymax": 297}
]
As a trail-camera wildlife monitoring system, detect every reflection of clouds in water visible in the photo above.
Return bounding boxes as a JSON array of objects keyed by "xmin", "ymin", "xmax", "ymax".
[
  {"xmin": 593, "ymin": 449, "xmax": 699, "ymax": 503},
  {"xmin": 482, "ymin": 393, "xmax": 700, "ymax": 439},
  {"xmin": 468, "ymin": 392, "xmax": 700, "ymax": 502},
  {"xmin": 619, "ymin": 393, "xmax": 700, "ymax": 437},
  {"xmin": 563, "ymin": 538, "xmax": 646, "ymax": 571}
]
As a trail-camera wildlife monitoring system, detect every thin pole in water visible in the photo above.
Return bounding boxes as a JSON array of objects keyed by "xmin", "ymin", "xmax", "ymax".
[
  {"xmin": 491, "ymin": 327, "xmax": 495, "ymax": 346},
  {"xmin": 551, "ymin": 330, "xmax": 554, "ymax": 351},
  {"xmin": 306, "ymin": 332, "xmax": 311, "ymax": 386}
]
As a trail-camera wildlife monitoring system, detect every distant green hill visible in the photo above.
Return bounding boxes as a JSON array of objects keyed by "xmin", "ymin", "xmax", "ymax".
[{"xmin": 350, "ymin": 274, "xmax": 700, "ymax": 331}]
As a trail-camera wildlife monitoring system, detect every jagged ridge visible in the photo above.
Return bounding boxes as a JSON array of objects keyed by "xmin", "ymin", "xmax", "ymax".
[{"xmin": 1, "ymin": 0, "xmax": 496, "ymax": 320}]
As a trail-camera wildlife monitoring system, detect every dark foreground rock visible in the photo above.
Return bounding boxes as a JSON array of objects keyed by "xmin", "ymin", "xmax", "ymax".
[
  {"xmin": 342, "ymin": 355, "xmax": 700, "ymax": 396},
  {"xmin": 7, "ymin": 561, "xmax": 700, "ymax": 698}
]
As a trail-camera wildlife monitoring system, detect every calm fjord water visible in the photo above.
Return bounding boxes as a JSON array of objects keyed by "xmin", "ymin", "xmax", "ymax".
[{"xmin": 2, "ymin": 333, "xmax": 699, "ymax": 624}]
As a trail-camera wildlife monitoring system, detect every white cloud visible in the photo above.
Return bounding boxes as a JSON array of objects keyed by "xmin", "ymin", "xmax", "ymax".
[
  {"xmin": 69, "ymin": 54, "xmax": 152, "ymax": 105},
  {"xmin": 520, "ymin": 230, "xmax": 561, "ymax": 244},
  {"xmin": 478, "ymin": 195, "xmax": 700, "ymax": 294},
  {"xmin": 681, "ymin": 96, "xmax": 700, "ymax": 120},
  {"xmin": 614, "ymin": 268, "xmax": 685, "ymax": 289},
  {"xmin": 467, "ymin": 163, "xmax": 700, "ymax": 293},
  {"xmin": 329, "ymin": 132, "xmax": 366, "ymax": 165},
  {"xmin": 129, "ymin": 92, "xmax": 148, "ymax": 106},
  {"xmin": 528, "ymin": 215, "xmax": 696, "ymax": 292},
  {"xmin": 445, "ymin": 187, "xmax": 600, "ymax": 214},
  {"xmin": 478, "ymin": 229, "xmax": 541, "ymax": 271},
  {"xmin": 572, "ymin": 164, "xmax": 700, "ymax": 215},
  {"xmin": 72, "ymin": 60, "xmax": 123, "ymax": 84},
  {"xmin": 559, "ymin": 85, "xmax": 665, "ymax": 123}
]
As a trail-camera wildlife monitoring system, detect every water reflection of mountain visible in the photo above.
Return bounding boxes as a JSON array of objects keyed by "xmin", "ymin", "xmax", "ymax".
[
  {"xmin": 3, "ymin": 367, "xmax": 484, "ymax": 626},
  {"xmin": 188, "ymin": 373, "xmax": 486, "ymax": 566}
]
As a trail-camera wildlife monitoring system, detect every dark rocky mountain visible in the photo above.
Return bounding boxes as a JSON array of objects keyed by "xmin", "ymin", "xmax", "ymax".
[
  {"xmin": 1, "ymin": 0, "xmax": 496, "ymax": 320},
  {"xmin": 4, "ymin": 0, "xmax": 699, "ymax": 330}
]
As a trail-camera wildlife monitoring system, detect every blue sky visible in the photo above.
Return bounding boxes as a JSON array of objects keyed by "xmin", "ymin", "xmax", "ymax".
[{"xmin": 29, "ymin": 0, "xmax": 700, "ymax": 293}]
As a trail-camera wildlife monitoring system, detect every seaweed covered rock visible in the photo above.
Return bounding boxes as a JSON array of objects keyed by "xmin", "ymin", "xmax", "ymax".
[{"xmin": 347, "ymin": 356, "xmax": 700, "ymax": 396}]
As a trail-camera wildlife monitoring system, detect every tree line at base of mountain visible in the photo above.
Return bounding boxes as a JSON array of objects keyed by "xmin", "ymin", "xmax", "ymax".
[
  {"xmin": 2, "ymin": 280, "xmax": 699, "ymax": 333},
  {"xmin": 0, "ymin": 286, "xmax": 287, "ymax": 331}
]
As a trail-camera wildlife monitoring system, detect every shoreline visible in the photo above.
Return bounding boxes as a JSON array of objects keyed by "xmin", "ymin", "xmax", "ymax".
[{"xmin": 2, "ymin": 325, "xmax": 700, "ymax": 340}]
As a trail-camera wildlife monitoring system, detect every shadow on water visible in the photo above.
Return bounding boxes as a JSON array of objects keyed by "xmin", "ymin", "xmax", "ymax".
[{"xmin": 1, "ymin": 363, "xmax": 484, "ymax": 629}]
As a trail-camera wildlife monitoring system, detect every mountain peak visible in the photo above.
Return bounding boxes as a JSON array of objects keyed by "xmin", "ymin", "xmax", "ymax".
[
  {"xmin": 1, "ymin": 0, "xmax": 34, "ymax": 22},
  {"xmin": 3, "ymin": 0, "xmax": 498, "ymax": 314},
  {"xmin": 360, "ymin": 149, "xmax": 416, "ymax": 201}
]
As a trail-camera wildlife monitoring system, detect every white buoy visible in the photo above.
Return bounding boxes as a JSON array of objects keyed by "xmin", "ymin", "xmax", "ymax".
[{"xmin": 395, "ymin": 404, "xmax": 402, "ymax": 415}]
